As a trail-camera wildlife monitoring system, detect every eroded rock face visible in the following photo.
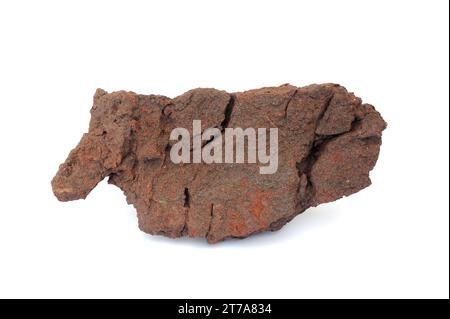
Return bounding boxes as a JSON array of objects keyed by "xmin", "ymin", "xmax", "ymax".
[{"xmin": 52, "ymin": 84, "xmax": 386, "ymax": 243}]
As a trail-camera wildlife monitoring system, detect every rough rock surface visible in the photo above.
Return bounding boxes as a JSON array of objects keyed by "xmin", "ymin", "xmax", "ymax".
[{"xmin": 52, "ymin": 84, "xmax": 386, "ymax": 243}]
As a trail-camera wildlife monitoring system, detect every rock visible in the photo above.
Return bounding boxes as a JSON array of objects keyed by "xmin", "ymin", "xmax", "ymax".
[{"xmin": 51, "ymin": 84, "xmax": 387, "ymax": 243}]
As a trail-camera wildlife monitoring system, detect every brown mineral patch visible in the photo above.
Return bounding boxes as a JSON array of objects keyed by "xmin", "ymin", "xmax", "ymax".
[{"xmin": 52, "ymin": 84, "xmax": 386, "ymax": 243}]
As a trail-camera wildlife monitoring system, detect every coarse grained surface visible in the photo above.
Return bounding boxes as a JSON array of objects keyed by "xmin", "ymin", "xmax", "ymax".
[{"xmin": 51, "ymin": 84, "xmax": 386, "ymax": 243}]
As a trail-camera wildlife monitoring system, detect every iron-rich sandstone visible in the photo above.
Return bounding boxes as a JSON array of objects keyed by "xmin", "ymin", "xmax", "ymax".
[{"xmin": 52, "ymin": 84, "xmax": 386, "ymax": 243}]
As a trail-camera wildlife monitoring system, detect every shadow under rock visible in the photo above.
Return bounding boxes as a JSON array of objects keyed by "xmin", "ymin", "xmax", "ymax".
[{"xmin": 126, "ymin": 204, "xmax": 341, "ymax": 248}]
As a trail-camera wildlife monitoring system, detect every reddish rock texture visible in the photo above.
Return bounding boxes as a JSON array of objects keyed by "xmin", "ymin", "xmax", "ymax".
[{"xmin": 52, "ymin": 84, "xmax": 386, "ymax": 243}]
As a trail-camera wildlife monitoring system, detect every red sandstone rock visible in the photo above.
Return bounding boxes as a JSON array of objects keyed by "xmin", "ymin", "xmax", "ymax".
[{"xmin": 52, "ymin": 84, "xmax": 386, "ymax": 243}]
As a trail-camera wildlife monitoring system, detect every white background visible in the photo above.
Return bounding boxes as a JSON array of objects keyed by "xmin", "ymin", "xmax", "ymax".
[{"xmin": 0, "ymin": 0, "xmax": 448, "ymax": 299}]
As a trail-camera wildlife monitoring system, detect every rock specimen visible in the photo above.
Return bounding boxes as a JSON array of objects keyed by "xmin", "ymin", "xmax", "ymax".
[{"xmin": 52, "ymin": 84, "xmax": 386, "ymax": 243}]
